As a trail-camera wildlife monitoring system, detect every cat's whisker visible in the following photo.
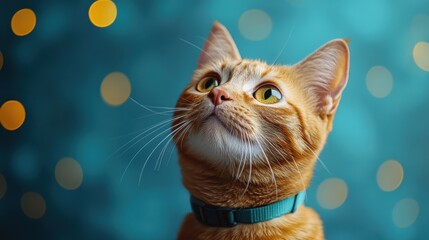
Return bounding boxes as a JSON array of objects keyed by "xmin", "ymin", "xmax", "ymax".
[
  {"xmin": 259, "ymin": 135, "xmax": 293, "ymax": 176},
  {"xmin": 271, "ymin": 123, "xmax": 329, "ymax": 175},
  {"xmin": 238, "ymin": 132, "xmax": 248, "ymax": 179},
  {"xmin": 304, "ymin": 142, "xmax": 330, "ymax": 174},
  {"xmin": 108, "ymin": 118, "xmax": 176, "ymax": 161},
  {"xmin": 144, "ymin": 105, "xmax": 192, "ymax": 110},
  {"xmin": 177, "ymin": 96, "xmax": 197, "ymax": 106},
  {"xmin": 241, "ymin": 132, "xmax": 253, "ymax": 197},
  {"xmin": 154, "ymin": 134, "xmax": 174, "ymax": 171},
  {"xmin": 239, "ymin": 139, "xmax": 248, "ymax": 180},
  {"xmin": 271, "ymin": 23, "xmax": 296, "ymax": 66},
  {"xmin": 138, "ymin": 122, "xmax": 189, "ymax": 185},
  {"xmin": 111, "ymin": 115, "xmax": 187, "ymax": 163},
  {"xmin": 134, "ymin": 109, "xmax": 191, "ymax": 119},
  {"xmin": 120, "ymin": 120, "xmax": 187, "ymax": 184},
  {"xmin": 107, "ymin": 127, "xmax": 149, "ymax": 141},
  {"xmin": 238, "ymin": 133, "xmax": 249, "ymax": 180},
  {"xmin": 155, "ymin": 122, "xmax": 190, "ymax": 171},
  {"xmin": 179, "ymin": 38, "xmax": 213, "ymax": 58},
  {"xmin": 256, "ymin": 137, "xmax": 279, "ymax": 200},
  {"xmin": 259, "ymin": 134, "xmax": 306, "ymax": 197},
  {"xmin": 165, "ymin": 142, "xmax": 177, "ymax": 167},
  {"xmin": 259, "ymin": 135, "xmax": 279, "ymax": 159},
  {"xmin": 129, "ymin": 96, "xmax": 192, "ymax": 114},
  {"xmin": 166, "ymin": 123, "xmax": 192, "ymax": 166},
  {"xmin": 197, "ymin": 35, "xmax": 226, "ymax": 60},
  {"xmin": 179, "ymin": 118, "xmax": 194, "ymax": 151},
  {"xmin": 236, "ymin": 131, "xmax": 246, "ymax": 179},
  {"xmin": 291, "ymin": 155, "xmax": 307, "ymax": 201}
]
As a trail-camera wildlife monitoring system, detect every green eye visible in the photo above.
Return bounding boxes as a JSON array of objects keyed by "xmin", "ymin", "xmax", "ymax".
[
  {"xmin": 197, "ymin": 77, "xmax": 219, "ymax": 92},
  {"xmin": 254, "ymin": 86, "xmax": 282, "ymax": 104}
]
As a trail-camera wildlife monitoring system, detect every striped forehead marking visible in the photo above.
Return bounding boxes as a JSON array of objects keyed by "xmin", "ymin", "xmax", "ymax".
[{"xmin": 220, "ymin": 60, "xmax": 272, "ymax": 84}]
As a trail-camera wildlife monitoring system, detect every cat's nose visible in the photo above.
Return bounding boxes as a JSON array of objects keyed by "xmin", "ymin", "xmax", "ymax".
[{"xmin": 209, "ymin": 88, "xmax": 233, "ymax": 106}]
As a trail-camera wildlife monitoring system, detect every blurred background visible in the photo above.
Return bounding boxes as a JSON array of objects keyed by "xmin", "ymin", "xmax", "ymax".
[{"xmin": 1, "ymin": 0, "xmax": 428, "ymax": 239}]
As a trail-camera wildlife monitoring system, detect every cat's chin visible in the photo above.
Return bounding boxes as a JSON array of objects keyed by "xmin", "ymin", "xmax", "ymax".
[{"xmin": 186, "ymin": 118, "xmax": 262, "ymax": 166}]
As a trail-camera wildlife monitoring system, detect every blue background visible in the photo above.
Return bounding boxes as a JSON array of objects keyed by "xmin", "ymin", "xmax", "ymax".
[{"xmin": 1, "ymin": 0, "xmax": 428, "ymax": 239}]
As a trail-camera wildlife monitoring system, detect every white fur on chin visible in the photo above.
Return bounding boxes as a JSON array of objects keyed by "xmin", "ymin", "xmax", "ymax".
[{"xmin": 187, "ymin": 119, "xmax": 263, "ymax": 166}]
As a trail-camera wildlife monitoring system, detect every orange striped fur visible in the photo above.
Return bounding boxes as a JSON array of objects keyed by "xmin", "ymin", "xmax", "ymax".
[{"xmin": 173, "ymin": 22, "xmax": 349, "ymax": 240}]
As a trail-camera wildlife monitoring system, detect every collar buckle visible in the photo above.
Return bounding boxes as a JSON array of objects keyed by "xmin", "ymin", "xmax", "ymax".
[{"xmin": 191, "ymin": 197, "xmax": 237, "ymax": 227}]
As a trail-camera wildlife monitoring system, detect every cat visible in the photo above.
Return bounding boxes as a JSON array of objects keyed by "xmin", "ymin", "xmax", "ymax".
[{"xmin": 173, "ymin": 22, "xmax": 349, "ymax": 240}]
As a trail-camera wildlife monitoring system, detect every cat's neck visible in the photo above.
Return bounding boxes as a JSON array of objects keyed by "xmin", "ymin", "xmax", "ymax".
[
  {"xmin": 178, "ymin": 205, "xmax": 325, "ymax": 240},
  {"xmin": 179, "ymin": 152, "xmax": 314, "ymax": 209},
  {"xmin": 178, "ymin": 152, "xmax": 324, "ymax": 239}
]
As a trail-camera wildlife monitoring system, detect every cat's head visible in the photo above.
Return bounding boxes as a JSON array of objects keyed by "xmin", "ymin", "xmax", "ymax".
[{"xmin": 173, "ymin": 22, "xmax": 349, "ymax": 185}]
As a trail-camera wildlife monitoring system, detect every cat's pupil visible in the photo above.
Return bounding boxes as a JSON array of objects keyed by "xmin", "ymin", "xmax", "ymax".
[
  {"xmin": 205, "ymin": 78, "xmax": 214, "ymax": 89},
  {"xmin": 264, "ymin": 89, "xmax": 272, "ymax": 99}
]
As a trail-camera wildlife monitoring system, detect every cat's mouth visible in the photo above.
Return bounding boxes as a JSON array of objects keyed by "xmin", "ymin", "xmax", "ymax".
[
  {"xmin": 206, "ymin": 113, "xmax": 230, "ymax": 131},
  {"xmin": 204, "ymin": 112, "xmax": 246, "ymax": 141}
]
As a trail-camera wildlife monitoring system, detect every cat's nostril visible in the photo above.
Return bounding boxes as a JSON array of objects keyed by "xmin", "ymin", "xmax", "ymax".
[{"xmin": 210, "ymin": 88, "xmax": 232, "ymax": 106}]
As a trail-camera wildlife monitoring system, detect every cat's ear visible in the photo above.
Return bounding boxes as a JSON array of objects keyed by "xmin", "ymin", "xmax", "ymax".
[
  {"xmin": 294, "ymin": 39, "xmax": 350, "ymax": 116},
  {"xmin": 198, "ymin": 22, "xmax": 241, "ymax": 68}
]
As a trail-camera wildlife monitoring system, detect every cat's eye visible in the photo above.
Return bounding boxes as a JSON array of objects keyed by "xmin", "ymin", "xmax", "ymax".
[
  {"xmin": 253, "ymin": 86, "xmax": 282, "ymax": 104},
  {"xmin": 196, "ymin": 76, "xmax": 220, "ymax": 92}
]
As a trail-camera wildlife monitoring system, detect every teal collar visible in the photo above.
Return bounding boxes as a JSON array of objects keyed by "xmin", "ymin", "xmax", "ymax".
[{"xmin": 190, "ymin": 191, "xmax": 306, "ymax": 227}]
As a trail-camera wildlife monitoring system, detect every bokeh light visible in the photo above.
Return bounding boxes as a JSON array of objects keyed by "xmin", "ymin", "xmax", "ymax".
[
  {"xmin": 89, "ymin": 0, "xmax": 118, "ymax": 28},
  {"xmin": 392, "ymin": 198, "xmax": 419, "ymax": 228},
  {"xmin": 377, "ymin": 160, "xmax": 403, "ymax": 192},
  {"xmin": 11, "ymin": 8, "xmax": 37, "ymax": 36},
  {"xmin": 0, "ymin": 174, "xmax": 6, "ymax": 199},
  {"xmin": 55, "ymin": 158, "xmax": 83, "ymax": 190},
  {"xmin": 317, "ymin": 178, "xmax": 348, "ymax": 210},
  {"xmin": 413, "ymin": 41, "xmax": 429, "ymax": 72},
  {"xmin": 366, "ymin": 66, "xmax": 393, "ymax": 98},
  {"xmin": 0, "ymin": 100, "xmax": 26, "ymax": 131},
  {"xmin": 238, "ymin": 9, "xmax": 272, "ymax": 41},
  {"xmin": 100, "ymin": 72, "xmax": 131, "ymax": 106},
  {"xmin": 21, "ymin": 192, "xmax": 46, "ymax": 219},
  {"xmin": 0, "ymin": 51, "xmax": 3, "ymax": 70}
]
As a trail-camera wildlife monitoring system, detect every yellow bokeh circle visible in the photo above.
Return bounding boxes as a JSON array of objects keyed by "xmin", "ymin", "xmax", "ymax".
[
  {"xmin": 377, "ymin": 160, "xmax": 403, "ymax": 192},
  {"xmin": 0, "ymin": 174, "xmax": 6, "ymax": 199},
  {"xmin": 317, "ymin": 178, "xmax": 348, "ymax": 210},
  {"xmin": 55, "ymin": 158, "xmax": 84, "ymax": 190},
  {"xmin": 393, "ymin": 198, "xmax": 419, "ymax": 228},
  {"xmin": 100, "ymin": 72, "xmax": 131, "ymax": 106},
  {"xmin": 366, "ymin": 66, "xmax": 393, "ymax": 98},
  {"xmin": 89, "ymin": 0, "xmax": 117, "ymax": 28},
  {"xmin": 0, "ymin": 100, "xmax": 26, "ymax": 131},
  {"xmin": 413, "ymin": 41, "xmax": 429, "ymax": 72},
  {"xmin": 11, "ymin": 8, "xmax": 37, "ymax": 36},
  {"xmin": 239, "ymin": 9, "xmax": 272, "ymax": 41},
  {"xmin": 21, "ymin": 192, "xmax": 46, "ymax": 219}
]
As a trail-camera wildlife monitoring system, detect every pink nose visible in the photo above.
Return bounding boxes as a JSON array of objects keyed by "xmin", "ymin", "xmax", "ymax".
[{"xmin": 209, "ymin": 88, "xmax": 233, "ymax": 106}]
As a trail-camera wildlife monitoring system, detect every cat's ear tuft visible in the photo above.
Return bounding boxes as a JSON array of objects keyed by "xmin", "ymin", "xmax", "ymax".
[
  {"xmin": 198, "ymin": 22, "xmax": 241, "ymax": 68},
  {"xmin": 294, "ymin": 39, "xmax": 350, "ymax": 116}
]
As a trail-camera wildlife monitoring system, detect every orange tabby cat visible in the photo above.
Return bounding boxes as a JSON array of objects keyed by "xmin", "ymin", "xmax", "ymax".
[{"xmin": 173, "ymin": 22, "xmax": 349, "ymax": 240}]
